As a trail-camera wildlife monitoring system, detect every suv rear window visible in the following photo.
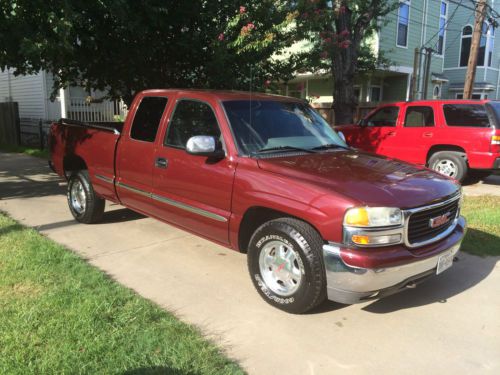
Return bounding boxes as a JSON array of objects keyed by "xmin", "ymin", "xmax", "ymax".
[{"xmin": 443, "ymin": 104, "xmax": 491, "ymax": 127}]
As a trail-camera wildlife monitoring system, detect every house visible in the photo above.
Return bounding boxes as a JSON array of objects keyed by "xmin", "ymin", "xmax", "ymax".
[
  {"xmin": 279, "ymin": 0, "xmax": 500, "ymax": 120},
  {"xmin": 0, "ymin": 69, "xmax": 126, "ymax": 122}
]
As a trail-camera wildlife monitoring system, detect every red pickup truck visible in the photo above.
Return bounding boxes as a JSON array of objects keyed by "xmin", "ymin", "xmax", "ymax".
[
  {"xmin": 336, "ymin": 100, "xmax": 500, "ymax": 182},
  {"xmin": 50, "ymin": 90, "xmax": 466, "ymax": 313}
]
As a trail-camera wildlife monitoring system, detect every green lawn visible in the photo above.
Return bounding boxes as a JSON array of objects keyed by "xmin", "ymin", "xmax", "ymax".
[
  {"xmin": 460, "ymin": 196, "xmax": 500, "ymax": 257},
  {"xmin": 0, "ymin": 214, "xmax": 243, "ymax": 375},
  {"xmin": 0, "ymin": 144, "xmax": 49, "ymax": 159}
]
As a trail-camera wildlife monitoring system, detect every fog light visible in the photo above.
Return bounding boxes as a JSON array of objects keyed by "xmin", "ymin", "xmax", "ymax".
[{"xmin": 351, "ymin": 233, "xmax": 402, "ymax": 246}]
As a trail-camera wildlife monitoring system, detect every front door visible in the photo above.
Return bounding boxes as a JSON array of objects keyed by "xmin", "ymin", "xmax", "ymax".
[
  {"xmin": 152, "ymin": 98, "xmax": 235, "ymax": 244},
  {"xmin": 360, "ymin": 105, "xmax": 401, "ymax": 156}
]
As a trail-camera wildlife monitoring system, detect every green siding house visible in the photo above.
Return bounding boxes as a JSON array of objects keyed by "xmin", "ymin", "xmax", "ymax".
[{"xmin": 281, "ymin": 0, "xmax": 500, "ymax": 120}]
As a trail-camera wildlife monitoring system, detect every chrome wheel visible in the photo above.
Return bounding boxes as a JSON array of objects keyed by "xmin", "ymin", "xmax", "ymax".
[
  {"xmin": 434, "ymin": 159, "xmax": 458, "ymax": 177},
  {"xmin": 258, "ymin": 240, "xmax": 303, "ymax": 297},
  {"xmin": 70, "ymin": 180, "xmax": 86, "ymax": 214}
]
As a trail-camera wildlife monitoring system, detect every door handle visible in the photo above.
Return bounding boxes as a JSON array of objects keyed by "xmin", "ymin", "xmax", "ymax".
[
  {"xmin": 423, "ymin": 132, "xmax": 433, "ymax": 138},
  {"xmin": 155, "ymin": 157, "xmax": 168, "ymax": 169},
  {"xmin": 388, "ymin": 131, "xmax": 396, "ymax": 136}
]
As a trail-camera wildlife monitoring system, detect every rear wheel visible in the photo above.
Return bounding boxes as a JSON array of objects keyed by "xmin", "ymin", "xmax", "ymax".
[
  {"xmin": 428, "ymin": 151, "xmax": 468, "ymax": 182},
  {"xmin": 67, "ymin": 170, "xmax": 105, "ymax": 223},
  {"xmin": 247, "ymin": 218, "xmax": 326, "ymax": 314}
]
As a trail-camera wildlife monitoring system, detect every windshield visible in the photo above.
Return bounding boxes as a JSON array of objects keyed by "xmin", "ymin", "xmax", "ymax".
[{"xmin": 223, "ymin": 100, "xmax": 347, "ymax": 155}]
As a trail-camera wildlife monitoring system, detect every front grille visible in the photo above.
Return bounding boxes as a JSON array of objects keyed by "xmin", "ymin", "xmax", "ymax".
[{"xmin": 407, "ymin": 197, "xmax": 460, "ymax": 246}]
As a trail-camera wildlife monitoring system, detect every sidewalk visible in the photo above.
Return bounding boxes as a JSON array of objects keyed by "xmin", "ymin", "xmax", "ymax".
[{"xmin": 1, "ymin": 152, "xmax": 499, "ymax": 375}]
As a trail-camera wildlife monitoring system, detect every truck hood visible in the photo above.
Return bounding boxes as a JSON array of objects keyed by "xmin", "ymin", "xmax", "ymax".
[{"xmin": 256, "ymin": 150, "xmax": 460, "ymax": 209}]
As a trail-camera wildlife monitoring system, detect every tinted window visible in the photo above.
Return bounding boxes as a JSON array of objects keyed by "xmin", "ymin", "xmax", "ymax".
[
  {"xmin": 404, "ymin": 106, "xmax": 435, "ymax": 127},
  {"xmin": 130, "ymin": 97, "xmax": 168, "ymax": 142},
  {"xmin": 366, "ymin": 106, "xmax": 399, "ymax": 127},
  {"xmin": 165, "ymin": 100, "xmax": 220, "ymax": 148},
  {"xmin": 443, "ymin": 104, "xmax": 491, "ymax": 127}
]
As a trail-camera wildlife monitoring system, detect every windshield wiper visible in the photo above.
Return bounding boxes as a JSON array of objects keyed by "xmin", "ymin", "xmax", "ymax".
[
  {"xmin": 311, "ymin": 143, "xmax": 349, "ymax": 151},
  {"xmin": 256, "ymin": 145, "xmax": 316, "ymax": 154}
]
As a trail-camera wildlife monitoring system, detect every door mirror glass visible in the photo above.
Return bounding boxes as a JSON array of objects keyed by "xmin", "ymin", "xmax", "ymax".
[{"xmin": 186, "ymin": 136, "xmax": 224, "ymax": 157}]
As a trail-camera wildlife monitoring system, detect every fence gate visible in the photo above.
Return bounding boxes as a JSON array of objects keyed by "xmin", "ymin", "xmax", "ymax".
[{"xmin": 0, "ymin": 102, "xmax": 20, "ymax": 146}]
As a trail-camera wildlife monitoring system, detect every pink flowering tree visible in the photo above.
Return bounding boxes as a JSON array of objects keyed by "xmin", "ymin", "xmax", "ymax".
[{"xmin": 294, "ymin": 0, "xmax": 397, "ymax": 124}]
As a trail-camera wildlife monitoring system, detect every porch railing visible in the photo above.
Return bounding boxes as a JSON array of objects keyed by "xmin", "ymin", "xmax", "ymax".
[{"xmin": 68, "ymin": 97, "xmax": 128, "ymax": 122}]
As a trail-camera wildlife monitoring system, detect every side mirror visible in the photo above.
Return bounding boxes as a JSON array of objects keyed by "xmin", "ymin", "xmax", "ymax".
[
  {"xmin": 186, "ymin": 136, "xmax": 225, "ymax": 158},
  {"xmin": 337, "ymin": 131, "xmax": 347, "ymax": 144}
]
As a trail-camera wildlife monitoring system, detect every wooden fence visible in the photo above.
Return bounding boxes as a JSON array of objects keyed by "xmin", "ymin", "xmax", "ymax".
[{"xmin": 0, "ymin": 102, "xmax": 20, "ymax": 145}]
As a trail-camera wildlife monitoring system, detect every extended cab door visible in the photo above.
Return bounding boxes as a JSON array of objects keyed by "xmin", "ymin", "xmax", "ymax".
[
  {"xmin": 116, "ymin": 95, "xmax": 170, "ymax": 212},
  {"xmin": 151, "ymin": 97, "xmax": 236, "ymax": 244}
]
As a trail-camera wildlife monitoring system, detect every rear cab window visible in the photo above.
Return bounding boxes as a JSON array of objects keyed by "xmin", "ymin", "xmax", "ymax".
[
  {"xmin": 404, "ymin": 106, "xmax": 435, "ymax": 127},
  {"xmin": 130, "ymin": 96, "xmax": 169, "ymax": 142},
  {"xmin": 442, "ymin": 104, "xmax": 492, "ymax": 128}
]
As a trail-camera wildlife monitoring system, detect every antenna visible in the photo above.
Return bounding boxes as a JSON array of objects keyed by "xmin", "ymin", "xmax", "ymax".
[{"xmin": 249, "ymin": 66, "xmax": 253, "ymax": 130}]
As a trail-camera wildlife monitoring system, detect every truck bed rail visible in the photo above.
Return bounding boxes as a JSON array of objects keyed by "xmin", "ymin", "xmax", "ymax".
[{"xmin": 58, "ymin": 118, "xmax": 123, "ymax": 135}]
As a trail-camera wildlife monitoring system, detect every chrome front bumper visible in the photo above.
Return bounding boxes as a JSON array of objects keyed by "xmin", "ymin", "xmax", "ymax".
[{"xmin": 323, "ymin": 216, "xmax": 466, "ymax": 304}]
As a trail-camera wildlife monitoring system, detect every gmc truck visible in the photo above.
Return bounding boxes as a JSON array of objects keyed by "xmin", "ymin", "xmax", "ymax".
[
  {"xmin": 50, "ymin": 90, "xmax": 466, "ymax": 313},
  {"xmin": 336, "ymin": 99, "xmax": 500, "ymax": 182}
]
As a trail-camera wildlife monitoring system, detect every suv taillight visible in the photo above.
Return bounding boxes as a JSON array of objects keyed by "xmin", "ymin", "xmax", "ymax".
[{"xmin": 492, "ymin": 134, "xmax": 500, "ymax": 153}]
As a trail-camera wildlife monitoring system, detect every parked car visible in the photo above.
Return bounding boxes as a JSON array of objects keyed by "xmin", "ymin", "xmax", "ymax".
[
  {"xmin": 336, "ymin": 100, "xmax": 500, "ymax": 182},
  {"xmin": 49, "ymin": 90, "xmax": 466, "ymax": 313}
]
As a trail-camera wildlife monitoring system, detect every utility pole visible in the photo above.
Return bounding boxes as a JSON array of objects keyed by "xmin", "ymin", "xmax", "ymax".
[
  {"xmin": 422, "ymin": 48, "xmax": 433, "ymax": 99},
  {"xmin": 410, "ymin": 48, "xmax": 420, "ymax": 100},
  {"xmin": 464, "ymin": 0, "xmax": 488, "ymax": 99}
]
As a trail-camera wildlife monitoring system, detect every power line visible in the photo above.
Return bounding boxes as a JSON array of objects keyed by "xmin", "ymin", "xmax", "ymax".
[{"xmin": 423, "ymin": 0, "xmax": 463, "ymax": 48}]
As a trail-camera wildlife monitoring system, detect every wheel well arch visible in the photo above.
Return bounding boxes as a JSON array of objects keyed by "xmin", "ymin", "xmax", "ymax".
[
  {"xmin": 63, "ymin": 154, "xmax": 87, "ymax": 178},
  {"xmin": 426, "ymin": 145, "xmax": 467, "ymax": 166},
  {"xmin": 237, "ymin": 206, "xmax": 322, "ymax": 253}
]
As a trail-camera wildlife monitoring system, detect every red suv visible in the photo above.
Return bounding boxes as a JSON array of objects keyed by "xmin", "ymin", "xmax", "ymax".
[{"xmin": 336, "ymin": 100, "xmax": 500, "ymax": 181}]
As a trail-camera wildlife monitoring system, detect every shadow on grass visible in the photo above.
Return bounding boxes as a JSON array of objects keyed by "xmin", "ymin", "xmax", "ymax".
[
  {"xmin": 122, "ymin": 367, "xmax": 197, "ymax": 375},
  {"xmin": 0, "ymin": 223, "xmax": 23, "ymax": 237}
]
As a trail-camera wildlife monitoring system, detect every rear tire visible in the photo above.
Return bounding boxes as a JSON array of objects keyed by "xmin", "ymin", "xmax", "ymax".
[
  {"xmin": 67, "ymin": 170, "xmax": 105, "ymax": 224},
  {"xmin": 428, "ymin": 151, "xmax": 468, "ymax": 182},
  {"xmin": 247, "ymin": 218, "xmax": 326, "ymax": 314}
]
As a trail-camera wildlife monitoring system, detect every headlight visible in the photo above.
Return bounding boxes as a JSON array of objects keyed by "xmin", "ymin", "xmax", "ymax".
[{"xmin": 344, "ymin": 207, "xmax": 403, "ymax": 227}]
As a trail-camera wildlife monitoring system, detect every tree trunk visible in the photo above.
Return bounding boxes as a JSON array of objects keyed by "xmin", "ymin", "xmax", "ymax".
[{"xmin": 333, "ymin": 77, "xmax": 356, "ymax": 125}]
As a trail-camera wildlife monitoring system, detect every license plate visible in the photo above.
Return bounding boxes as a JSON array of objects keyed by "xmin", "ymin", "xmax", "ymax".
[{"xmin": 436, "ymin": 252, "xmax": 454, "ymax": 275}]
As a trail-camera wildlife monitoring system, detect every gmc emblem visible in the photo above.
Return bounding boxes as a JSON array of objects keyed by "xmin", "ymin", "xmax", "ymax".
[{"xmin": 429, "ymin": 212, "xmax": 451, "ymax": 228}]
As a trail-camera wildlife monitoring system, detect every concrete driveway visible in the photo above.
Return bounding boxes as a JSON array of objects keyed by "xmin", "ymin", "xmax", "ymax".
[{"xmin": 1, "ymin": 152, "xmax": 499, "ymax": 375}]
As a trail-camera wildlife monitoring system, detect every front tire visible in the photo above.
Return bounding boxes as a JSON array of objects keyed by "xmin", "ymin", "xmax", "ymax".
[
  {"xmin": 247, "ymin": 218, "xmax": 326, "ymax": 314},
  {"xmin": 428, "ymin": 151, "xmax": 468, "ymax": 182},
  {"xmin": 67, "ymin": 170, "xmax": 105, "ymax": 224}
]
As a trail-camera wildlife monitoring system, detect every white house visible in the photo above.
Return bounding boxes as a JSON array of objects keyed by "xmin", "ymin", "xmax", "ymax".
[{"xmin": 0, "ymin": 69, "xmax": 126, "ymax": 122}]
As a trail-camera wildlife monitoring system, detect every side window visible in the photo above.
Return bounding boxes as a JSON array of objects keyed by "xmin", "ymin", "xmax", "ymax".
[
  {"xmin": 365, "ymin": 106, "xmax": 399, "ymax": 127},
  {"xmin": 165, "ymin": 100, "xmax": 221, "ymax": 148},
  {"xmin": 130, "ymin": 97, "xmax": 168, "ymax": 142},
  {"xmin": 443, "ymin": 104, "xmax": 491, "ymax": 127},
  {"xmin": 404, "ymin": 106, "xmax": 435, "ymax": 127}
]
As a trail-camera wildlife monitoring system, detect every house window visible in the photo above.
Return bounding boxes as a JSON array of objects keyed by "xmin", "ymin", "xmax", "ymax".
[
  {"xmin": 460, "ymin": 26, "xmax": 473, "ymax": 66},
  {"xmin": 397, "ymin": 1, "xmax": 410, "ymax": 47},
  {"xmin": 460, "ymin": 23, "xmax": 493, "ymax": 67},
  {"xmin": 437, "ymin": 1, "xmax": 447, "ymax": 55},
  {"xmin": 433, "ymin": 85, "xmax": 441, "ymax": 99},
  {"xmin": 370, "ymin": 86, "xmax": 382, "ymax": 102}
]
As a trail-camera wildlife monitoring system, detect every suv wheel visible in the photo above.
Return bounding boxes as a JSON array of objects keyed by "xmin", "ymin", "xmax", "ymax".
[
  {"xmin": 428, "ymin": 151, "xmax": 468, "ymax": 182},
  {"xmin": 67, "ymin": 170, "xmax": 105, "ymax": 223},
  {"xmin": 247, "ymin": 218, "xmax": 326, "ymax": 314}
]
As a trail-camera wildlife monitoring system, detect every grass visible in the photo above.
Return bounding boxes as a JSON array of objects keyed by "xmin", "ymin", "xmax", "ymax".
[
  {"xmin": 0, "ymin": 213, "xmax": 244, "ymax": 375},
  {"xmin": 460, "ymin": 196, "xmax": 500, "ymax": 257},
  {"xmin": 0, "ymin": 143, "xmax": 49, "ymax": 159}
]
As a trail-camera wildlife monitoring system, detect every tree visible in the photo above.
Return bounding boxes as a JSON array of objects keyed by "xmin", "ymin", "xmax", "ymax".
[
  {"xmin": 224, "ymin": 1, "xmax": 396, "ymax": 124},
  {"xmin": 296, "ymin": 1, "xmax": 397, "ymax": 124},
  {"xmin": 0, "ymin": 0, "xmax": 300, "ymax": 104}
]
